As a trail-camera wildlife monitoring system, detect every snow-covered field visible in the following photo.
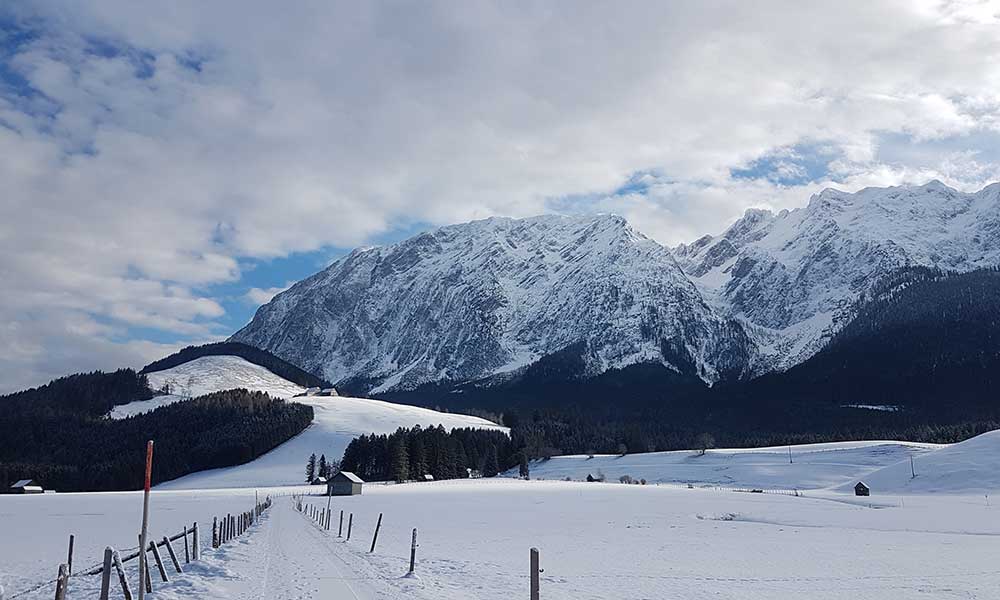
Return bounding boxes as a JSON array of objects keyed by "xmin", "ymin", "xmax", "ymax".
[
  {"xmin": 4, "ymin": 477, "xmax": 1000, "ymax": 600},
  {"xmin": 158, "ymin": 395, "xmax": 507, "ymax": 489},
  {"xmin": 510, "ymin": 439, "xmax": 945, "ymax": 491},
  {"xmin": 4, "ymin": 431, "xmax": 1000, "ymax": 599}
]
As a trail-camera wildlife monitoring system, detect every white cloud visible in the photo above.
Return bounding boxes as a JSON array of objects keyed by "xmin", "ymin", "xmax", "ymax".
[
  {"xmin": 244, "ymin": 283, "xmax": 295, "ymax": 307},
  {"xmin": 1, "ymin": 1, "xmax": 1000, "ymax": 391}
]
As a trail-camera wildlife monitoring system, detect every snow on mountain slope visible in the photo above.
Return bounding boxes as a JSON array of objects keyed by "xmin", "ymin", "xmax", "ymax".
[
  {"xmin": 232, "ymin": 214, "xmax": 754, "ymax": 392},
  {"xmin": 109, "ymin": 355, "xmax": 308, "ymax": 417},
  {"xmin": 508, "ymin": 439, "xmax": 943, "ymax": 491},
  {"xmin": 158, "ymin": 395, "xmax": 508, "ymax": 489},
  {"xmin": 676, "ymin": 181, "xmax": 1000, "ymax": 369},
  {"xmin": 837, "ymin": 430, "xmax": 1000, "ymax": 494},
  {"xmin": 145, "ymin": 355, "xmax": 308, "ymax": 399}
]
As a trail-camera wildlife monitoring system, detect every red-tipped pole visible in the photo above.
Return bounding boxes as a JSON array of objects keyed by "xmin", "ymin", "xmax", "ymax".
[{"xmin": 138, "ymin": 440, "xmax": 154, "ymax": 600}]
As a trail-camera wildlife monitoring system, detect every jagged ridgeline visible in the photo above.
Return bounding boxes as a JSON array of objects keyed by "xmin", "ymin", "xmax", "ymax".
[
  {"xmin": 0, "ymin": 370, "xmax": 313, "ymax": 492},
  {"xmin": 141, "ymin": 341, "xmax": 331, "ymax": 389}
]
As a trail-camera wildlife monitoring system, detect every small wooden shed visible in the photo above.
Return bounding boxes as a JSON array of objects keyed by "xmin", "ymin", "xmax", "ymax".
[
  {"xmin": 421, "ymin": 474, "xmax": 435, "ymax": 482},
  {"xmin": 327, "ymin": 471, "xmax": 363, "ymax": 496},
  {"xmin": 854, "ymin": 481, "xmax": 870, "ymax": 497},
  {"xmin": 311, "ymin": 476, "xmax": 328, "ymax": 486},
  {"xmin": 9, "ymin": 479, "xmax": 43, "ymax": 494}
]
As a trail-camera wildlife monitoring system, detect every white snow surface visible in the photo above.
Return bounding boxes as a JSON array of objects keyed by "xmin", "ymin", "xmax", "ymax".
[
  {"xmin": 507, "ymin": 439, "xmax": 944, "ymax": 491},
  {"xmin": 158, "ymin": 395, "xmax": 507, "ymax": 490},
  {"xmin": 143, "ymin": 355, "xmax": 308, "ymax": 399},
  {"xmin": 6, "ymin": 473, "xmax": 1000, "ymax": 600}
]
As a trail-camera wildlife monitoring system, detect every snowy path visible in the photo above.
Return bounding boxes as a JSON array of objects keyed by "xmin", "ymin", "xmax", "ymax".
[
  {"xmin": 236, "ymin": 500, "xmax": 374, "ymax": 600},
  {"xmin": 132, "ymin": 498, "xmax": 381, "ymax": 600}
]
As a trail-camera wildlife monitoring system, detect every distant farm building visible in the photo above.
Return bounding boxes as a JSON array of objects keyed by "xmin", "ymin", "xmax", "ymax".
[
  {"xmin": 327, "ymin": 471, "xmax": 363, "ymax": 496},
  {"xmin": 421, "ymin": 474, "xmax": 435, "ymax": 482},
  {"xmin": 299, "ymin": 387, "xmax": 339, "ymax": 397},
  {"xmin": 311, "ymin": 476, "xmax": 328, "ymax": 486},
  {"xmin": 855, "ymin": 481, "xmax": 870, "ymax": 496},
  {"xmin": 9, "ymin": 479, "xmax": 43, "ymax": 494}
]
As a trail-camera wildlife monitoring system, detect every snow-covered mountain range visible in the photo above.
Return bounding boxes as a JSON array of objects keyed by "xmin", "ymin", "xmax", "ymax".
[{"xmin": 232, "ymin": 181, "xmax": 1000, "ymax": 392}]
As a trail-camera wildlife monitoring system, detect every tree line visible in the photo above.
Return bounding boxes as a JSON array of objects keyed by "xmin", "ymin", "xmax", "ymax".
[
  {"xmin": 340, "ymin": 425, "xmax": 513, "ymax": 482},
  {"xmin": 0, "ymin": 370, "xmax": 313, "ymax": 491}
]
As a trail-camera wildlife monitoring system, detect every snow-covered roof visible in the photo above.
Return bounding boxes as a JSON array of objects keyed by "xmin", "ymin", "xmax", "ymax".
[
  {"xmin": 334, "ymin": 471, "xmax": 363, "ymax": 484},
  {"xmin": 11, "ymin": 479, "xmax": 34, "ymax": 488}
]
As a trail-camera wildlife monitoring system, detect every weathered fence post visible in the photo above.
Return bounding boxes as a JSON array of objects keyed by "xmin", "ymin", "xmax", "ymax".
[
  {"xmin": 163, "ymin": 536, "xmax": 183, "ymax": 573},
  {"xmin": 369, "ymin": 513, "xmax": 383, "ymax": 553},
  {"xmin": 182, "ymin": 526, "xmax": 190, "ymax": 563},
  {"xmin": 66, "ymin": 534, "xmax": 75, "ymax": 575},
  {"xmin": 113, "ymin": 549, "xmax": 133, "ymax": 600},
  {"xmin": 149, "ymin": 539, "xmax": 169, "ymax": 582},
  {"xmin": 530, "ymin": 547, "xmax": 540, "ymax": 600},
  {"xmin": 409, "ymin": 528, "xmax": 418, "ymax": 574},
  {"xmin": 138, "ymin": 535, "xmax": 152, "ymax": 593},
  {"xmin": 192, "ymin": 521, "xmax": 201, "ymax": 560},
  {"xmin": 54, "ymin": 563, "xmax": 69, "ymax": 600},
  {"xmin": 99, "ymin": 546, "xmax": 114, "ymax": 600},
  {"xmin": 347, "ymin": 513, "xmax": 353, "ymax": 541},
  {"xmin": 326, "ymin": 494, "xmax": 332, "ymax": 529},
  {"xmin": 212, "ymin": 517, "xmax": 218, "ymax": 548},
  {"xmin": 338, "ymin": 510, "xmax": 344, "ymax": 537}
]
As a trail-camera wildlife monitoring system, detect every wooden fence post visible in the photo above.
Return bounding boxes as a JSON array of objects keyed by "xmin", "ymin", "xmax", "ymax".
[
  {"xmin": 53, "ymin": 563, "xmax": 69, "ymax": 600},
  {"xmin": 138, "ymin": 535, "xmax": 152, "ymax": 593},
  {"xmin": 212, "ymin": 517, "xmax": 218, "ymax": 548},
  {"xmin": 369, "ymin": 513, "xmax": 383, "ymax": 553},
  {"xmin": 338, "ymin": 510, "xmax": 344, "ymax": 537},
  {"xmin": 66, "ymin": 535, "xmax": 74, "ymax": 575},
  {"xmin": 530, "ymin": 547, "xmax": 540, "ymax": 600},
  {"xmin": 149, "ymin": 539, "xmax": 169, "ymax": 582},
  {"xmin": 346, "ymin": 513, "xmax": 353, "ymax": 541},
  {"xmin": 163, "ymin": 536, "xmax": 183, "ymax": 573},
  {"xmin": 409, "ymin": 528, "xmax": 418, "ymax": 574},
  {"xmin": 99, "ymin": 546, "xmax": 114, "ymax": 600},
  {"xmin": 192, "ymin": 521, "xmax": 201, "ymax": 560},
  {"xmin": 113, "ymin": 549, "xmax": 133, "ymax": 600}
]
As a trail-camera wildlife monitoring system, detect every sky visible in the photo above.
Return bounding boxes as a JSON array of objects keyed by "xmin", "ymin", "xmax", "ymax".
[{"xmin": 1, "ymin": 0, "xmax": 999, "ymax": 393}]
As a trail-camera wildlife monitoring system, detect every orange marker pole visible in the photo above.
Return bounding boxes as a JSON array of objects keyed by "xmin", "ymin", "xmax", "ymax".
[{"xmin": 138, "ymin": 440, "xmax": 154, "ymax": 600}]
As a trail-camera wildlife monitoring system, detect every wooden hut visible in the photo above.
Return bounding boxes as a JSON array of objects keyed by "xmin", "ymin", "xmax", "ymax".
[
  {"xmin": 327, "ymin": 471, "xmax": 363, "ymax": 496},
  {"xmin": 9, "ymin": 479, "xmax": 43, "ymax": 494},
  {"xmin": 854, "ymin": 481, "xmax": 870, "ymax": 497}
]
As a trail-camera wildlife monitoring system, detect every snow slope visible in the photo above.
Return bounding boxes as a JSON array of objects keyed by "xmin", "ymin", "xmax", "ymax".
[
  {"xmin": 144, "ymin": 355, "xmax": 308, "ymax": 399},
  {"xmin": 507, "ymin": 440, "xmax": 944, "ymax": 491},
  {"xmin": 159, "ymin": 395, "xmax": 508, "ymax": 489},
  {"xmin": 111, "ymin": 355, "xmax": 308, "ymax": 417},
  {"xmin": 839, "ymin": 429, "xmax": 1000, "ymax": 494},
  {"xmin": 7, "ymin": 480, "xmax": 1000, "ymax": 600}
]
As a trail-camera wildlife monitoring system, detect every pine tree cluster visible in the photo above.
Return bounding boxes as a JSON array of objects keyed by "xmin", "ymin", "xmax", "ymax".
[{"xmin": 340, "ymin": 425, "xmax": 511, "ymax": 482}]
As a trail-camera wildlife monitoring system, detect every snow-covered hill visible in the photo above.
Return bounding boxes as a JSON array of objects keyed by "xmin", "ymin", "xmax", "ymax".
[
  {"xmin": 675, "ymin": 180, "xmax": 1000, "ymax": 369},
  {"xmin": 507, "ymin": 440, "xmax": 944, "ymax": 491},
  {"xmin": 158, "ymin": 395, "xmax": 507, "ymax": 489},
  {"xmin": 232, "ymin": 214, "xmax": 753, "ymax": 392},
  {"xmin": 838, "ymin": 430, "xmax": 1000, "ymax": 494}
]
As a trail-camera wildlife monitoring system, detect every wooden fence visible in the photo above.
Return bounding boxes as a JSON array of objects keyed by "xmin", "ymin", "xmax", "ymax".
[{"xmin": 12, "ymin": 496, "xmax": 272, "ymax": 600}]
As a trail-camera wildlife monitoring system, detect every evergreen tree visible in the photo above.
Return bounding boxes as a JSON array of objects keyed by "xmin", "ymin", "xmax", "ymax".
[
  {"xmin": 390, "ymin": 434, "xmax": 410, "ymax": 482},
  {"xmin": 318, "ymin": 454, "xmax": 327, "ymax": 479},
  {"xmin": 410, "ymin": 429, "xmax": 428, "ymax": 477},
  {"xmin": 306, "ymin": 453, "xmax": 317, "ymax": 482}
]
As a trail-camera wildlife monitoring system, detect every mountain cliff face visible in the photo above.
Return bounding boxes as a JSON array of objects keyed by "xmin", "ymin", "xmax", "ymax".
[
  {"xmin": 675, "ymin": 181, "xmax": 1000, "ymax": 369},
  {"xmin": 232, "ymin": 215, "xmax": 755, "ymax": 392},
  {"xmin": 233, "ymin": 182, "xmax": 1000, "ymax": 393}
]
